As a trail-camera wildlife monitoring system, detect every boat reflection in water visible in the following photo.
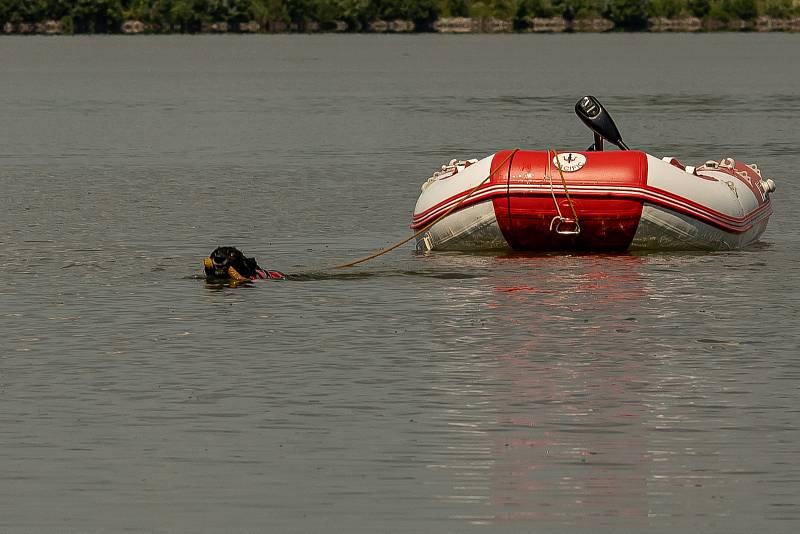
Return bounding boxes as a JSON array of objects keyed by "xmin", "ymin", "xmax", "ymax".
[{"xmin": 421, "ymin": 253, "xmax": 729, "ymax": 527}]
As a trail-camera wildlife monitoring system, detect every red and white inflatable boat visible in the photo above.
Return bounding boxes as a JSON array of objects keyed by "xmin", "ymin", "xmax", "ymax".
[{"xmin": 411, "ymin": 97, "xmax": 776, "ymax": 252}]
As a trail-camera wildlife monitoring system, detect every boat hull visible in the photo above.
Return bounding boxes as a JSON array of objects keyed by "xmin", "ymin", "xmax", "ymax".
[{"xmin": 412, "ymin": 150, "xmax": 774, "ymax": 252}]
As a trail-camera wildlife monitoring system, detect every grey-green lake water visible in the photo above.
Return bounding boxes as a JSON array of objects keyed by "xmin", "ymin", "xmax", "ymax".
[{"xmin": 1, "ymin": 34, "xmax": 799, "ymax": 533}]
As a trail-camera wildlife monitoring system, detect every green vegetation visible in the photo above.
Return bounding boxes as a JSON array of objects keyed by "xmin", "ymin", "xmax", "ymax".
[{"xmin": 1, "ymin": 0, "xmax": 798, "ymax": 32}]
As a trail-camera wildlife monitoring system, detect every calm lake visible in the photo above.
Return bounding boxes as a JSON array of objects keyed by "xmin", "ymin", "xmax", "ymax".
[{"xmin": 1, "ymin": 34, "xmax": 799, "ymax": 533}]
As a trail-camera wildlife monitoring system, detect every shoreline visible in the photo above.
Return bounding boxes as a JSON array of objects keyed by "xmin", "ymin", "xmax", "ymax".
[{"xmin": 3, "ymin": 17, "xmax": 800, "ymax": 35}]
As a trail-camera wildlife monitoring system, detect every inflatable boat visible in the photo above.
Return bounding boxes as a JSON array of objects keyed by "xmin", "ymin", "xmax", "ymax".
[{"xmin": 411, "ymin": 96, "xmax": 776, "ymax": 252}]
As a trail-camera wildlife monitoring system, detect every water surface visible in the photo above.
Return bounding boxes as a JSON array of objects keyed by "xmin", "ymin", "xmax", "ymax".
[{"xmin": 1, "ymin": 34, "xmax": 799, "ymax": 533}]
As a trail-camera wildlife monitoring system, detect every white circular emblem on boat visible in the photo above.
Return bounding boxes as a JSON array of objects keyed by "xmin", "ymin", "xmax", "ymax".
[{"xmin": 553, "ymin": 153, "xmax": 586, "ymax": 172}]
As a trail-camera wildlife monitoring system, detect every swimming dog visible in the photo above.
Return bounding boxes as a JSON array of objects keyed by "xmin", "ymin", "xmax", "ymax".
[{"xmin": 203, "ymin": 246, "xmax": 285, "ymax": 282}]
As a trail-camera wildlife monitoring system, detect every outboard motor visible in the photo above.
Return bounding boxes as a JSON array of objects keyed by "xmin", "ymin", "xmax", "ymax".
[{"xmin": 575, "ymin": 95, "xmax": 630, "ymax": 151}]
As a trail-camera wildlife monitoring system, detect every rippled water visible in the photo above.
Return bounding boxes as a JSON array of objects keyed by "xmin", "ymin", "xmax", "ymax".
[{"xmin": 1, "ymin": 34, "xmax": 799, "ymax": 533}]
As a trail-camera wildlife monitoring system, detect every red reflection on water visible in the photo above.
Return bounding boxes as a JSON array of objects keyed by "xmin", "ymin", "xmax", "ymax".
[
  {"xmin": 485, "ymin": 254, "xmax": 651, "ymax": 526},
  {"xmin": 491, "ymin": 253, "xmax": 648, "ymax": 308}
]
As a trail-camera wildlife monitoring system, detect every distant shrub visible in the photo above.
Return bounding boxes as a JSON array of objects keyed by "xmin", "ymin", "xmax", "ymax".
[
  {"xmin": 707, "ymin": 1, "xmax": 730, "ymax": 20},
  {"xmin": 445, "ymin": 0, "xmax": 471, "ymax": 17},
  {"xmin": 764, "ymin": 0, "xmax": 794, "ymax": 18},
  {"xmin": 249, "ymin": 0, "xmax": 290, "ymax": 27},
  {"xmin": 605, "ymin": 0, "xmax": 650, "ymax": 28},
  {"xmin": 559, "ymin": 0, "xmax": 606, "ymax": 20},
  {"xmin": 687, "ymin": 0, "xmax": 711, "ymax": 18},
  {"xmin": 649, "ymin": 0, "xmax": 688, "ymax": 18},
  {"xmin": 722, "ymin": 0, "xmax": 757, "ymax": 20},
  {"xmin": 381, "ymin": 0, "xmax": 440, "ymax": 25},
  {"xmin": 516, "ymin": 0, "xmax": 557, "ymax": 19}
]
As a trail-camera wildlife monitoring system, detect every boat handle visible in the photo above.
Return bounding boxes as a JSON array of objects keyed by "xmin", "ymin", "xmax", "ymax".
[{"xmin": 550, "ymin": 216, "xmax": 581, "ymax": 235}]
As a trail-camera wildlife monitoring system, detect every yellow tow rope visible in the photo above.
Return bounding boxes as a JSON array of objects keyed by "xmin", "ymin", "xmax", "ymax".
[{"xmin": 330, "ymin": 149, "xmax": 519, "ymax": 269}]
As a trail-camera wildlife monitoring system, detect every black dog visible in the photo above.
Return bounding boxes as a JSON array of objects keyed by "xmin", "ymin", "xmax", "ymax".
[{"xmin": 203, "ymin": 246, "xmax": 285, "ymax": 282}]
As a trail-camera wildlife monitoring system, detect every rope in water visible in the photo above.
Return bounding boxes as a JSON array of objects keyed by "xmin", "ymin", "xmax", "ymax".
[{"xmin": 330, "ymin": 148, "xmax": 520, "ymax": 270}]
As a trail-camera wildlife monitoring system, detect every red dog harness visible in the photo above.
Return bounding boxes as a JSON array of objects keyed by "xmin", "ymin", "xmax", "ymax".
[{"xmin": 255, "ymin": 269, "xmax": 286, "ymax": 280}]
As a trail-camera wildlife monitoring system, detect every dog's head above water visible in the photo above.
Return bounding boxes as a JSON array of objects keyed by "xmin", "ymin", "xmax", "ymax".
[{"xmin": 203, "ymin": 246, "xmax": 263, "ymax": 282}]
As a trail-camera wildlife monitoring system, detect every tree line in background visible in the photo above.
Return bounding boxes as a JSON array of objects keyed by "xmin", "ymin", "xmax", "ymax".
[{"xmin": 1, "ymin": 0, "xmax": 798, "ymax": 33}]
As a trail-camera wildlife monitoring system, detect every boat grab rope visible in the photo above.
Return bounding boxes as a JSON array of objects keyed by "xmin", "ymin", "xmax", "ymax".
[
  {"xmin": 330, "ymin": 149, "xmax": 520, "ymax": 269},
  {"xmin": 547, "ymin": 148, "xmax": 581, "ymax": 236}
]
